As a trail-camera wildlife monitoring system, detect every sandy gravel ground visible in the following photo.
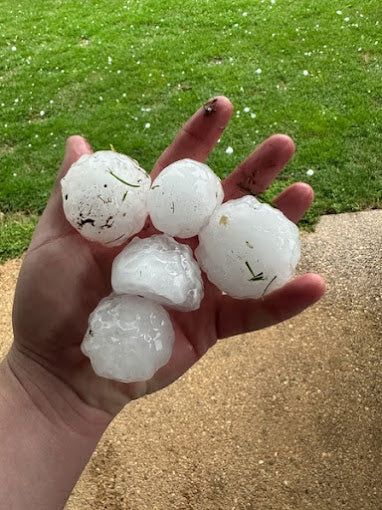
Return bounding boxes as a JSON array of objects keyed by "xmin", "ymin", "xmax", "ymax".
[{"xmin": 1, "ymin": 211, "xmax": 381, "ymax": 510}]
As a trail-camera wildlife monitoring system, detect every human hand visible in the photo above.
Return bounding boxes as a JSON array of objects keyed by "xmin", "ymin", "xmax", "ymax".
[{"xmin": 8, "ymin": 96, "xmax": 325, "ymax": 417}]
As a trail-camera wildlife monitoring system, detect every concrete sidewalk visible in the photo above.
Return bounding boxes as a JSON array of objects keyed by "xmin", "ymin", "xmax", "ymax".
[{"xmin": 1, "ymin": 211, "xmax": 381, "ymax": 509}]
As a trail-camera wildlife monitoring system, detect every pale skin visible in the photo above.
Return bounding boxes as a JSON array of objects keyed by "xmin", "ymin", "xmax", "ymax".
[{"xmin": 0, "ymin": 96, "xmax": 325, "ymax": 509}]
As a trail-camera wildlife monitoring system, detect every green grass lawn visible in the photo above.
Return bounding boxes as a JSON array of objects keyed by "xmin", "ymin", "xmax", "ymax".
[{"xmin": 0, "ymin": 0, "xmax": 381, "ymax": 261}]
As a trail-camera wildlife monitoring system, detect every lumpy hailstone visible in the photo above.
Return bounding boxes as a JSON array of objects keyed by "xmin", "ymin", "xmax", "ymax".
[
  {"xmin": 61, "ymin": 151, "xmax": 151, "ymax": 246},
  {"xmin": 81, "ymin": 294, "xmax": 175, "ymax": 383},
  {"xmin": 147, "ymin": 158, "xmax": 224, "ymax": 238},
  {"xmin": 195, "ymin": 196, "xmax": 301, "ymax": 299},
  {"xmin": 112, "ymin": 234, "xmax": 203, "ymax": 311}
]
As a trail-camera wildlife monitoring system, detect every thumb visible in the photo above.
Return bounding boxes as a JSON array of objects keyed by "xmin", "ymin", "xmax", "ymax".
[
  {"xmin": 29, "ymin": 136, "xmax": 93, "ymax": 251},
  {"xmin": 53, "ymin": 135, "xmax": 93, "ymax": 192}
]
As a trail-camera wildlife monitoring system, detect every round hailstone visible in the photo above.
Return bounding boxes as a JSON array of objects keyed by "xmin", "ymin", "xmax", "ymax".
[
  {"xmin": 147, "ymin": 158, "xmax": 224, "ymax": 238},
  {"xmin": 112, "ymin": 234, "xmax": 203, "ymax": 311},
  {"xmin": 61, "ymin": 151, "xmax": 151, "ymax": 246},
  {"xmin": 81, "ymin": 294, "xmax": 175, "ymax": 383},
  {"xmin": 195, "ymin": 196, "xmax": 301, "ymax": 299}
]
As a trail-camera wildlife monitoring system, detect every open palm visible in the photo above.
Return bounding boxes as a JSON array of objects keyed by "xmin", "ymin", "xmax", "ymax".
[{"xmin": 10, "ymin": 97, "xmax": 325, "ymax": 416}]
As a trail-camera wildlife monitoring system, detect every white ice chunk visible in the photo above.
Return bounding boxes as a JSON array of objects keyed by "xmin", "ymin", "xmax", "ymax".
[
  {"xmin": 195, "ymin": 196, "xmax": 300, "ymax": 298},
  {"xmin": 61, "ymin": 151, "xmax": 151, "ymax": 246},
  {"xmin": 112, "ymin": 234, "xmax": 203, "ymax": 311},
  {"xmin": 147, "ymin": 158, "xmax": 224, "ymax": 238},
  {"xmin": 81, "ymin": 294, "xmax": 175, "ymax": 383}
]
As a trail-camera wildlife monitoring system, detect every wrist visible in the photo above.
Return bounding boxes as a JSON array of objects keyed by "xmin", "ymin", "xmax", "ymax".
[
  {"xmin": 0, "ymin": 349, "xmax": 112, "ymax": 509},
  {"xmin": 3, "ymin": 346, "xmax": 112, "ymax": 437}
]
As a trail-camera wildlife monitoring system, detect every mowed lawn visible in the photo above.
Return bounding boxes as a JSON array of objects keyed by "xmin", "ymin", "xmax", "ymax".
[{"xmin": 0, "ymin": 0, "xmax": 381, "ymax": 261}]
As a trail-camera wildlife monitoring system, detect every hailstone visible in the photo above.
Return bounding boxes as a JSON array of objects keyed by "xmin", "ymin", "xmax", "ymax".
[
  {"xmin": 147, "ymin": 158, "xmax": 224, "ymax": 238},
  {"xmin": 195, "ymin": 196, "xmax": 300, "ymax": 299},
  {"xmin": 111, "ymin": 234, "xmax": 203, "ymax": 311},
  {"xmin": 61, "ymin": 151, "xmax": 151, "ymax": 246},
  {"xmin": 81, "ymin": 294, "xmax": 175, "ymax": 383}
]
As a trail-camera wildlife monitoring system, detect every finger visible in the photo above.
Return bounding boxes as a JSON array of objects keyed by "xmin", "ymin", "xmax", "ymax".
[
  {"xmin": 273, "ymin": 182, "xmax": 314, "ymax": 223},
  {"xmin": 216, "ymin": 273, "xmax": 326, "ymax": 339},
  {"xmin": 222, "ymin": 134, "xmax": 295, "ymax": 200},
  {"xmin": 151, "ymin": 96, "xmax": 233, "ymax": 180},
  {"xmin": 29, "ymin": 136, "xmax": 93, "ymax": 250},
  {"xmin": 53, "ymin": 135, "xmax": 93, "ymax": 192}
]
